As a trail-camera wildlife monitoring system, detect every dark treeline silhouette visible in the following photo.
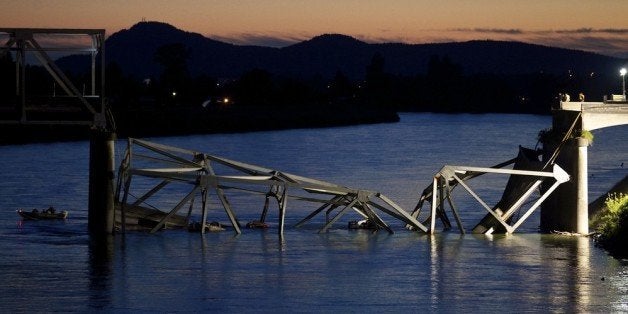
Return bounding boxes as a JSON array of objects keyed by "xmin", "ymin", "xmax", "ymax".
[{"xmin": 106, "ymin": 44, "xmax": 400, "ymax": 138}]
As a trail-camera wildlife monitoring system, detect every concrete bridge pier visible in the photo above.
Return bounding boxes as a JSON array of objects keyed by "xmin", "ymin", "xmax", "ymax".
[
  {"xmin": 540, "ymin": 137, "xmax": 589, "ymax": 234},
  {"xmin": 541, "ymin": 101, "xmax": 628, "ymax": 234},
  {"xmin": 540, "ymin": 111, "xmax": 590, "ymax": 234},
  {"xmin": 575, "ymin": 137, "xmax": 589, "ymax": 234},
  {"xmin": 88, "ymin": 128, "xmax": 116, "ymax": 236}
]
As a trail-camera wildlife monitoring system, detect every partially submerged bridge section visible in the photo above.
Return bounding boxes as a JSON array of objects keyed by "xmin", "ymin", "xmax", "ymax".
[
  {"xmin": 115, "ymin": 138, "xmax": 429, "ymax": 237},
  {"xmin": 115, "ymin": 139, "xmax": 571, "ymax": 237},
  {"xmin": 409, "ymin": 147, "xmax": 569, "ymax": 234}
]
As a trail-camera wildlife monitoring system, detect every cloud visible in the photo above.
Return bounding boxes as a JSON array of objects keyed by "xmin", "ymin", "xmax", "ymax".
[
  {"xmin": 210, "ymin": 32, "xmax": 306, "ymax": 48},
  {"xmin": 0, "ymin": 31, "xmax": 97, "ymax": 50},
  {"xmin": 452, "ymin": 28, "xmax": 524, "ymax": 35},
  {"xmin": 555, "ymin": 28, "xmax": 628, "ymax": 34},
  {"xmin": 441, "ymin": 28, "xmax": 628, "ymax": 58},
  {"xmin": 532, "ymin": 34, "xmax": 628, "ymax": 58},
  {"xmin": 207, "ymin": 28, "xmax": 628, "ymax": 59}
]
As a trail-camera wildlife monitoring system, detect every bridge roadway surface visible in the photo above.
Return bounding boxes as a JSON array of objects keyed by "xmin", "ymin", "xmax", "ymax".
[{"xmin": 559, "ymin": 101, "xmax": 628, "ymax": 130}]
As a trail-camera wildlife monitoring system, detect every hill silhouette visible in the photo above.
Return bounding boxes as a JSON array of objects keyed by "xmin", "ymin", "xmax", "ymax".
[
  {"xmin": 59, "ymin": 21, "xmax": 623, "ymax": 81},
  {"xmin": 7, "ymin": 21, "xmax": 625, "ymax": 144}
]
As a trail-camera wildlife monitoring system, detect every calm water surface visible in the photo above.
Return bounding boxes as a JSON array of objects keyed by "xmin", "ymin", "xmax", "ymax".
[{"xmin": 0, "ymin": 113, "xmax": 626, "ymax": 312}]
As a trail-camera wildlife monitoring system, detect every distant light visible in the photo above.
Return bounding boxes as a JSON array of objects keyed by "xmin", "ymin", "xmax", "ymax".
[
  {"xmin": 223, "ymin": 97, "xmax": 230, "ymax": 104},
  {"xmin": 172, "ymin": 91, "xmax": 177, "ymax": 97},
  {"xmin": 621, "ymin": 68, "xmax": 627, "ymax": 98}
]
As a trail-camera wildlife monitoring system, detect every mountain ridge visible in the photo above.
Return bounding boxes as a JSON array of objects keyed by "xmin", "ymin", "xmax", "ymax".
[{"xmin": 60, "ymin": 21, "xmax": 624, "ymax": 81}]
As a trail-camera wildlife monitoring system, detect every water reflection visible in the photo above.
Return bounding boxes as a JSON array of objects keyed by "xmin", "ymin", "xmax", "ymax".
[
  {"xmin": 425, "ymin": 233, "xmax": 604, "ymax": 312},
  {"xmin": 2, "ymin": 113, "xmax": 625, "ymax": 312},
  {"xmin": 576, "ymin": 236, "xmax": 591, "ymax": 311},
  {"xmin": 88, "ymin": 235, "xmax": 114, "ymax": 310},
  {"xmin": 78, "ymin": 227, "xmax": 626, "ymax": 312}
]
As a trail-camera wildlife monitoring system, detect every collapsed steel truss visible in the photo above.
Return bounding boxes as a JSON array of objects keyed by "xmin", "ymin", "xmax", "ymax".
[
  {"xmin": 410, "ymin": 159, "xmax": 570, "ymax": 234},
  {"xmin": 115, "ymin": 139, "xmax": 569, "ymax": 236},
  {"xmin": 115, "ymin": 138, "xmax": 428, "ymax": 236}
]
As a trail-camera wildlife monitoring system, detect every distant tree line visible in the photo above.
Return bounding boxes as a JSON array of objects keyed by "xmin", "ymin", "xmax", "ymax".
[
  {"xmin": 103, "ymin": 43, "xmax": 613, "ymax": 115},
  {"xmin": 0, "ymin": 43, "xmax": 618, "ymax": 141}
]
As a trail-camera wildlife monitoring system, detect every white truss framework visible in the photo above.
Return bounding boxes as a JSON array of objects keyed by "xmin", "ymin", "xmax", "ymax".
[
  {"xmin": 412, "ymin": 164, "xmax": 569, "ymax": 234},
  {"xmin": 115, "ymin": 138, "xmax": 428, "ymax": 237}
]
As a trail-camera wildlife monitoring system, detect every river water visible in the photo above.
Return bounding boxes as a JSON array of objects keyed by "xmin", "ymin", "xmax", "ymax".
[{"xmin": 0, "ymin": 113, "xmax": 626, "ymax": 312}]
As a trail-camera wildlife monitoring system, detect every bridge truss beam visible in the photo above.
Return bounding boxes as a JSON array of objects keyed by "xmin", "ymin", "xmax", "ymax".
[
  {"xmin": 115, "ymin": 138, "xmax": 428, "ymax": 238},
  {"xmin": 0, "ymin": 28, "xmax": 107, "ymax": 127}
]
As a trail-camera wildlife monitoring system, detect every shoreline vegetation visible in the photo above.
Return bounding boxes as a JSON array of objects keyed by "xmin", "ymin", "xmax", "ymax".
[
  {"xmin": 594, "ymin": 192, "xmax": 628, "ymax": 259},
  {"xmin": 591, "ymin": 176, "xmax": 628, "ymax": 259},
  {"xmin": 0, "ymin": 102, "xmax": 400, "ymax": 145}
]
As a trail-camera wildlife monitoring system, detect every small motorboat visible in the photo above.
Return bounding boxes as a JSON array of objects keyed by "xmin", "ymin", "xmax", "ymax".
[{"xmin": 17, "ymin": 207, "xmax": 68, "ymax": 220}]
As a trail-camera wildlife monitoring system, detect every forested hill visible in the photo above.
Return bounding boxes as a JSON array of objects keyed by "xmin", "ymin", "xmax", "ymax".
[
  {"xmin": 61, "ymin": 22, "xmax": 622, "ymax": 80},
  {"xmin": 53, "ymin": 21, "xmax": 627, "ymax": 117},
  {"xmin": 4, "ymin": 21, "xmax": 626, "ymax": 144},
  {"xmin": 60, "ymin": 21, "xmax": 622, "ymax": 81}
]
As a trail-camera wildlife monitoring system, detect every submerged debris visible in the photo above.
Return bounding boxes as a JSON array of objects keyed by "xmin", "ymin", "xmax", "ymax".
[
  {"xmin": 348, "ymin": 219, "xmax": 378, "ymax": 230},
  {"xmin": 188, "ymin": 221, "xmax": 226, "ymax": 233}
]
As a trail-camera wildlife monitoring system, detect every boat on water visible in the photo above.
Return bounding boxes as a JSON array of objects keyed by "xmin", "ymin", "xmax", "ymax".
[{"xmin": 17, "ymin": 208, "xmax": 68, "ymax": 220}]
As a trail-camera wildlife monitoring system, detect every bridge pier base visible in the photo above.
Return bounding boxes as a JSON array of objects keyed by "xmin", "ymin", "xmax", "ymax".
[
  {"xmin": 575, "ymin": 137, "xmax": 589, "ymax": 234},
  {"xmin": 541, "ymin": 110, "xmax": 590, "ymax": 234},
  {"xmin": 88, "ymin": 129, "xmax": 116, "ymax": 236}
]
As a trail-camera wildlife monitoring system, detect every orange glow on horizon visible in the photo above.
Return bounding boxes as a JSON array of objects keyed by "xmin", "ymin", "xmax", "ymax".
[{"xmin": 2, "ymin": 1, "xmax": 627, "ymax": 57}]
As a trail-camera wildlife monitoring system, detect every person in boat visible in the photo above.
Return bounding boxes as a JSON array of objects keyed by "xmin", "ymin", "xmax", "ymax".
[{"xmin": 46, "ymin": 206, "xmax": 55, "ymax": 214}]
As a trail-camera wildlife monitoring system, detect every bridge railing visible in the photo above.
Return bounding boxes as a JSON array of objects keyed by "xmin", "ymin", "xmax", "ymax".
[{"xmin": 559, "ymin": 101, "xmax": 628, "ymax": 112}]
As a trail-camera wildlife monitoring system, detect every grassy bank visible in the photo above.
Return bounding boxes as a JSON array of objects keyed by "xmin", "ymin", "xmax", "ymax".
[{"xmin": 595, "ymin": 193, "xmax": 628, "ymax": 259}]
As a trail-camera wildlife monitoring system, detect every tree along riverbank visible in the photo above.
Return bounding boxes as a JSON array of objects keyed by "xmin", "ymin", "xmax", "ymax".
[
  {"xmin": 590, "ymin": 175, "xmax": 628, "ymax": 259},
  {"xmin": 0, "ymin": 102, "xmax": 399, "ymax": 145}
]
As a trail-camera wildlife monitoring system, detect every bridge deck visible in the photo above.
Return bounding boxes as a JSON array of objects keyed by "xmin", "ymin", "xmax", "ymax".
[{"xmin": 558, "ymin": 101, "xmax": 628, "ymax": 130}]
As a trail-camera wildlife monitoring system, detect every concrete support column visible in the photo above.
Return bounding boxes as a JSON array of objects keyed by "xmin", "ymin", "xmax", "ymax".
[
  {"xmin": 88, "ymin": 129, "xmax": 116, "ymax": 236},
  {"xmin": 541, "ymin": 136, "xmax": 590, "ymax": 234},
  {"xmin": 540, "ymin": 110, "xmax": 592, "ymax": 234},
  {"xmin": 575, "ymin": 137, "xmax": 589, "ymax": 234}
]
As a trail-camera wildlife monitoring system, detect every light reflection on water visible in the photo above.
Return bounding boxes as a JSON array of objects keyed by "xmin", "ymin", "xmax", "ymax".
[
  {"xmin": 0, "ymin": 113, "xmax": 626, "ymax": 312},
  {"xmin": 80, "ymin": 232, "xmax": 626, "ymax": 313}
]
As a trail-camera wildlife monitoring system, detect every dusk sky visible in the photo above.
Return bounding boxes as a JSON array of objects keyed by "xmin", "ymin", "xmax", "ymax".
[{"xmin": 2, "ymin": 0, "xmax": 627, "ymax": 58}]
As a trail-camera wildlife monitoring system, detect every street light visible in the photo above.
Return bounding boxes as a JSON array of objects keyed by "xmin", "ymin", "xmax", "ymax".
[{"xmin": 621, "ymin": 68, "xmax": 627, "ymax": 99}]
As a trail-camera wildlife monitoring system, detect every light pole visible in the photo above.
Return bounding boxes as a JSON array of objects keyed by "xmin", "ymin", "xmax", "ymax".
[{"xmin": 621, "ymin": 68, "xmax": 627, "ymax": 99}]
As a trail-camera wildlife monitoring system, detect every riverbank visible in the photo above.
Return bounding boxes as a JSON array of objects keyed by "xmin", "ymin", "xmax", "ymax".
[
  {"xmin": 590, "ymin": 175, "xmax": 628, "ymax": 259},
  {"xmin": 0, "ymin": 103, "xmax": 399, "ymax": 145},
  {"xmin": 590, "ymin": 175, "xmax": 628, "ymax": 227}
]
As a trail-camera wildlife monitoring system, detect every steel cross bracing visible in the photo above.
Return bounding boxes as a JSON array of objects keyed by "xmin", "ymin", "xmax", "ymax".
[
  {"xmin": 115, "ymin": 138, "xmax": 428, "ymax": 237},
  {"xmin": 0, "ymin": 28, "xmax": 107, "ymax": 128},
  {"xmin": 410, "ymin": 162, "xmax": 569, "ymax": 234},
  {"xmin": 116, "ymin": 139, "xmax": 569, "ymax": 237}
]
